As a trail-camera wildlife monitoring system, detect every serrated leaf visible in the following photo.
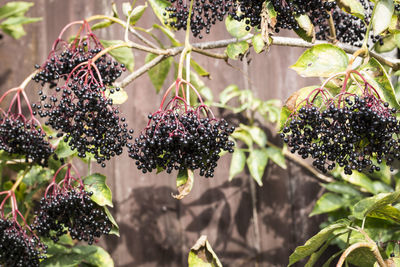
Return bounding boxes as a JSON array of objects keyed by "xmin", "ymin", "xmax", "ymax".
[
  {"xmin": 219, "ymin": 84, "xmax": 240, "ymax": 105},
  {"xmin": 83, "ymin": 173, "xmax": 113, "ymax": 207},
  {"xmin": 188, "ymin": 235, "xmax": 222, "ymax": 267},
  {"xmin": 130, "ymin": 4, "xmax": 148, "ymax": 25},
  {"xmin": 337, "ymin": 0, "xmax": 366, "ymax": 19},
  {"xmin": 173, "ymin": 169, "xmax": 194, "ymax": 199},
  {"xmin": 290, "ymin": 44, "xmax": 348, "ymax": 77},
  {"xmin": 322, "ymin": 182, "xmax": 363, "ymax": 197},
  {"xmin": 0, "ymin": 16, "xmax": 41, "ymax": 26},
  {"xmin": 342, "ymin": 171, "xmax": 376, "ymax": 193},
  {"xmin": 239, "ymin": 124, "xmax": 267, "ymax": 148},
  {"xmin": 288, "ymin": 219, "xmax": 350, "ymax": 266},
  {"xmin": 41, "ymin": 253, "xmax": 88, "ymax": 266},
  {"xmin": 293, "ymin": 14, "xmax": 315, "ymax": 42},
  {"xmin": 91, "ymin": 20, "xmax": 114, "ymax": 31},
  {"xmin": 375, "ymin": 34, "xmax": 397, "ymax": 53},
  {"xmin": 353, "ymin": 191, "xmax": 400, "ymax": 220},
  {"xmin": 76, "ymin": 245, "xmax": 114, "ymax": 267},
  {"xmin": 190, "ymin": 59, "xmax": 210, "ymax": 77},
  {"xmin": 122, "ymin": 2, "xmax": 132, "ymax": 17},
  {"xmin": 148, "ymin": 0, "xmax": 174, "ymax": 28},
  {"xmin": 153, "ymin": 24, "xmax": 181, "ymax": 46},
  {"xmin": 368, "ymin": 205, "xmax": 400, "ymax": 224},
  {"xmin": 252, "ymin": 34, "xmax": 265, "ymax": 53},
  {"xmin": 231, "ymin": 129, "xmax": 253, "ymax": 148},
  {"xmin": 265, "ymin": 146, "xmax": 287, "ymax": 169},
  {"xmin": 146, "ymin": 53, "xmax": 172, "ymax": 93},
  {"xmin": 226, "ymin": 41, "xmax": 249, "ymax": 60},
  {"xmin": 229, "ymin": 149, "xmax": 246, "ymax": 180},
  {"xmin": 1, "ymin": 23, "xmax": 25, "ymax": 39},
  {"xmin": 359, "ymin": 57, "xmax": 400, "ymax": 109},
  {"xmin": 246, "ymin": 149, "xmax": 269, "ymax": 186},
  {"xmin": 373, "ymin": 0, "xmax": 394, "ymax": 35},
  {"xmin": 104, "ymin": 207, "xmax": 119, "ymax": 237},
  {"xmin": 0, "ymin": 2, "xmax": 33, "ymax": 20},
  {"xmin": 100, "ymin": 40, "xmax": 134, "ymax": 72},
  {"xmin": 310, "ymin": 193, "xmax": 348, "ymax": 216},
  {"xmin": 55, "ymin": 140, "xmax": 76, "ymax": 158},
  {"xmin": 105, "ymin": 88, "xmax": 128, "ymax": 104},
  {"xmin": 225, "ymin": 15, "xmax": 249, "ymax": 38}
]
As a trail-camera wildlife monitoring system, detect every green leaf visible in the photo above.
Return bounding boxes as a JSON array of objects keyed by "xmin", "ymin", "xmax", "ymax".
[
  {"xmin": 41, "ymin": 253, "xmax": 88, "ymax": 266},
  {"xmin": 0, "ymin": 16, "xmax": 41, "ymax": 26},
  {"xmin": 341, "ymin": 171, "xmax": 376, "ymax": 193},
  {"xmin": 100, "ymin": 40, "xmax": 134, "ymax": 72},
  {"xmin": 353, "ymin": 191, "xmax": 400, "ymax": 220},
  {"xmin": 231, "ymin": 129, "xmax": 253, "ymax": 148},
  {"xmin": 173, "ymin": 169, "xmax": 194, "ymax": 199},
  {"xmin": 372, "ymin": 0, "xmax": 394, "ymax": 35},
  {"xmin": 76, "ymin": 245, "xmax": 114, "ymax": 267},
  {"xmin": 337, "ymin": 0, "xmax": 366, "ymax": 19},
  {"xmin": 190, "ymin": 59, "xmax": 210, "ymax": 77},
  {"xmin": 148, "ymin": 0, "xmax": 173, "ymax": 28},
  {"xmin": 1, "ymin": 23, "xmax": 25, "ymax": 39},
  {"xmin": 83, "ymin": 173, "xmax": 113, "ymax": 207},
  {"xmin": 239, "ymin": 124, "xmax": 267, "ymax": 148},
  {"xmin": 129, "ymin": 4, "xmax": 148, "ymax": 25},
  {"xmin": 229, "ymin": 149, "xmax": 246, "ymax": 180},
  {"xmin": 374, "ymin": 34, "xmax": 397, "ymax": 53},
  {"xmin": 55, "ymin": 140, "xmax": 76, "ymax": 158},
  {"xmin": 104, "ymin": 207, "xmax": 120, "ymax": 237},
  {"xmin": 91, "ymin": 20, "xmax": 113, "ymax": 31},
  {"xmin": 290, "ymin": 44, "xmax": 348, "ymax": 77},
  {"xmin": 145, "ymin": 53, "xmax": 172, "ymax": 93},
  {"xmin": 0, "ymin": 2, "xmax": 34, "ymax": 20},
  {"xmin": 310, "ymin": 193, "xmax": 348, "ymax": 216},
  {"xmin": 293, "ymin": 14, "xmax": 315, "ymax": 42},
  {"xmin": 122, "ymin": 2, "xmax": 133, "ymax": 17},
  {"xmin": 188, "ymin": 235, "xmax": 222, "ymax": 267},
  {"xmin": 105, "ymin": 88, "xmax": 128, "ymax": 104},
  {"xmin": 265, "ymin": 146, "xmax": 287, "ymax": 169},
  {"xmin": 23, "ymin": 165, "xmax": 53, "ymax": 186},
  {"xmin": 226, "ymin": 41, "xmax": 249, "ymax": 60},
  {"xmin": 153, "ymin": 24, "xmax": 181, "ymax": 46},
  {"xmin": 288, "ymin": 219, "xmax": 350, "ymax": 266},
  {"xmin": 219, "ymin": 84, "xmax": 241, "ymax": 105},
  {"xmin": 359, "ymin": 57, "xmax": 400, "ymax": 109},
  {"xmin": 368, "ymin": 205, "xmax": 400, "ymax": 224},
  {"xmin": 279, "ymin": 106, "xmax": 292, "ymax": 131},
  {"xmin": 246, "ymin": 148, "xmax": 269, "ymax": 186},
  {"xmin": 225, "ymin": 15, "xmax": 249, "ymax": 38},
  {"xmin": 252, "ymin": 34, "xmax": 265, "ymax": 53},
  {"xmin": 346, "ymin": 247, "xmax": 378, "ymax": 267},
  {"xmin": 321, "ymin": 182, "xmax": 363, "ymax": 197}
]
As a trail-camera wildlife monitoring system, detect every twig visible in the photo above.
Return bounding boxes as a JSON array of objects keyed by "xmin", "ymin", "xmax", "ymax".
[{"xmin": 266, "ymin": 141, "xmax": 334, "ymax": 183}]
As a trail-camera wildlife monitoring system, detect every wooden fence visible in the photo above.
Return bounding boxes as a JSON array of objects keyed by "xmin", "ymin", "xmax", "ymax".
[{"xmin": 0, "ymin": 0, "xmax": 327, "ymax": 266}]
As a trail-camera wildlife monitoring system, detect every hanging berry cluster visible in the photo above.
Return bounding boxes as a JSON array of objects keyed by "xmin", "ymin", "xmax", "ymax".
[
  {"xmin": 0, "ymin": 87, "xmax": 54, "ymax": 166},
  {"xmin": 33, "ymin": 21, "xmax": 133, "ymax": 167},
  {"xmin": 280, "ymin": 70, "xmax": 400, "ymax": 175},
  {"xmin": 129, "ymin": 79, "xmax": 235, "ymax": 177},
  {"xmin": 0, "ymin": 190, "xmax": 47, "ymax": 266},
  {"xmin": 31, "ymin": 164, "xmax": 112, "ymax": 245}
]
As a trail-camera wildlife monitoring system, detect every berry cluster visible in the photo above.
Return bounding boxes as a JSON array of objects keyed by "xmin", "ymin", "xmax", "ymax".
[
  {"xmin": 316, "ymin": 0, "xmax": 373, "ymax": 46},
  {"xmin": 33, "ymin": 21, "xmax": 133, "ymax": 167},
  {"xmin": 0, "ymin": 219, "xmax": 46, "ymax": 266},
  {"xmin": 0, "ymin": 89, "xmax": 54, "ymax": 166},
  {"xmin": 281, "ymin": 72, "xmax": 400, "ymax": 175},
  {"xmin": 32, "ymin": 164, "xmax": 112, "ymax": 244},
  {"xmin": 129, "ymin": 79, "xmax": 235, "ymax": 177},
  {"xmin": 0, "ymin": 190, "xmax": 47, "ymax": 266},
  {"xmin": 33, "ymin": 22, "xmax": 125, "ymax": 88}
]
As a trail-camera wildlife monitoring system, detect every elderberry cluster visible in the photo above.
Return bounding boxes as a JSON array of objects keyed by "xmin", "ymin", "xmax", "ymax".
[
  {"xmin": 0, "ymin": 219, "xmax": 46, "ymax": 266},
  {"xmin": 316, "ymin": 0, "xmax": 373, "ymax": 46},
  {"xmin": 281, "ymin": 96, "xmax": 400, "ymax": 175},
  {"xmin": 129, "ymin": 110, "xmax": 235, "ymax": 177},
  {"xmin": 32, "ymin": 189, "xmax": 112, "ymax": 245},
  {"xmin": 33, "ymin": 41, "xmax": 126, "ymax": 88},
  {"xmin": 0, "ymin": 117, "xmax": 54, "ymax": 166},
  {"xmin": 271, "ymin": 0, "xmax": 336, "ymax": 32},
  {"xmin": 34, "ymin": 83, "xmax": 133, "ymax": 167}
]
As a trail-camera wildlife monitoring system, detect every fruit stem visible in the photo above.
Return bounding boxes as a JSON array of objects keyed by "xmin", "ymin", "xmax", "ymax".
[
  {"xmin": 177, "ymin": 0, "xmax": 194, "ymax": 80},
  {"xmin": 11, "ymin": 167, "xmax": 31, "ymax": 192},
  {"xmin": 57, "ymin": 20, "xmax": 84, "ymax": 41},
  {"xmin": 327, "ymin": 10, "xmax": 337, "ymax": 42}
]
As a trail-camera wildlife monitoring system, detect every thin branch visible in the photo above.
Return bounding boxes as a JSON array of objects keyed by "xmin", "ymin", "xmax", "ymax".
[
  {"xmin": 267, "ymin": 141, "xmax": 334, "ymax": 183},
  {"xmin": 116, "ymin": 35, "xmax": 400, "ymax": 89},
  {"xmin": 115, "ymin": 54, "xmax": 166, "ymax": 88}
]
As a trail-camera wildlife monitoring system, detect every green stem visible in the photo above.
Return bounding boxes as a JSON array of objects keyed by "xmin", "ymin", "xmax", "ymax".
[
  {"xmin": 177, "ymin": 0, "xmax": 194, "ymax": 80},
  {"xmin": 11, "ymin": 167, "xmax": 31, "ymax": 192}
]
